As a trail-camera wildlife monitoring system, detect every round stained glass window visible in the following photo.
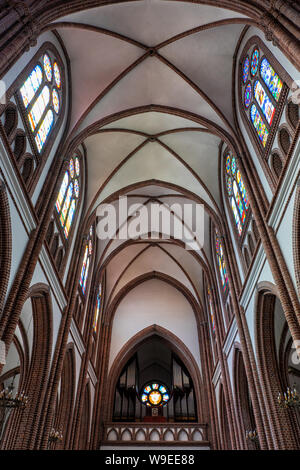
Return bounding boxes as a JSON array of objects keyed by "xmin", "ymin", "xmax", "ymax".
[
  {"xmin": 244, "ymin": 82, "xmax": 252, "ymax": 108},
  {"xmin": 242, "ymin": 56, "xmax": 249, "ymax": 84},
  {"xmin": 140, "ymin": 382, "xmax": 170, "ymax": 407},
  {"xmin": 43, "ymin": 54, "xmax": 52, "ymax": 82},
  {"xmin": 52, "ymin": 88, "xmax": 60, "ymax": 114},
  {"xmin": 251, "ymin": 48, "xmax": 259, "ymax": 76},
  {"xmin": 53, "ymin": 62, "xmax": 61, "ymax": 88}
]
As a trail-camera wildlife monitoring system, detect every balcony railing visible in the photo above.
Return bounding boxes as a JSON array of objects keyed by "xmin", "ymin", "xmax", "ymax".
[{"xmin": 102, "ymin": 422, "xmax": 209, "ymax": 447}]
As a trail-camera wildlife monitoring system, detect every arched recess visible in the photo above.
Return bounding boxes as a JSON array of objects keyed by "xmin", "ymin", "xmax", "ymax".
[
  {"xmin": 105, "ymin": 324, "xmax": 204, "ymax": 424},
  {"xmin": 77, "ymin": 381, "xmax": 91, "ymax": 450},
  {"xmin": 52, "ymin": 343, "xmax": 76, "ymax": 450},
  {"xmin": 255, "ymin": 283, "xmax": 300, "ymax": 449},
  {"xmin": 233, "ymin": 346, "xmax": 258, "ymax": 450},
  {"xmin": 219, "ymin": 383, "xmax": 232, "ymax": 450},
  {"xmin": 293, "ymin": 183, "xmax": 300, "ymax": 296},
  {"xmin": 3, "ymin": 284, "xmax": 53, "ymax": 450},
  {"xmin": 0, "ymin": 180, "xmax": 12, "ymax": 314}
]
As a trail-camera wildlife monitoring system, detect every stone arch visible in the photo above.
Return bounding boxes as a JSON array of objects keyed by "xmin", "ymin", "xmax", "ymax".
[
  {"xmin": 3, "ymin": 284, "xmax": 53, "ymax": 449},
  {"xmin": 233, "ymin": 345, "xmax": 258, "ymax": 450},
  {"xmin": 255, "ymin": 283, "xmax": 299, "ymax": 449},
  {"xmin": 106, "ymin": 324, "xmax": 204, "ymax": 424}
]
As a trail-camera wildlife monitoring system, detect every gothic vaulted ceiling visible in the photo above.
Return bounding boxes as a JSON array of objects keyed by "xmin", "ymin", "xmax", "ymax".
[{"xmin": 50, "ymin": 1, "xmax": 252, "ymax": 315}]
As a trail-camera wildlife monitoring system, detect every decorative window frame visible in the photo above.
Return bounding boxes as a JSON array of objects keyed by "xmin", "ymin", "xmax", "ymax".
[
  {"xmin": 238, "ymin": 36, "xmax": 292, "ymax": 187},
  {"xmin": 0, "ymin": 42, "xmax": 66, "ymax": 194}
]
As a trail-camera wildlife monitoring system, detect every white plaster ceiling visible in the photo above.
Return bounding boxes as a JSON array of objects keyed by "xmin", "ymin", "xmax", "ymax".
[{"xmin": 50, "ymin": 1, "xmax": 252, "ymax": 325}]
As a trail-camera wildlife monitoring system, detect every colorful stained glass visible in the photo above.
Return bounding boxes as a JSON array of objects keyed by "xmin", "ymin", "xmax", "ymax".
[
  {"xmin": 254, "ymin": 80, "xmax": 275, "ymax": 125},
  {"xmin": 74, "ymin": 179, "xmax": 79, "ymax": 198},
  {"xmin": 53, "ymin": 62, "xmax": 61, "ymax": 88},
  {"xmin": 141, "ymin": 383, "xmax": 170, "ymax": 407},
  {"xmin": 251, "ymin": 48, "xmax": 259, "ymax": 76},
  {"xmin": 215, "ymin": 230, "xmax": 229, "ymax": 292},
  {"xmin": 28, "ymin": 85, "xmax": 50, "ymax": 131},
  {"xmin": 231, "ymin": 197, "xmax": 242, "ymax": 236},
  {"xmin": 60, "ymin": 182, "xmax": 73, "ymax": 226},
  {"xmin": 20, "ymin": 64, "xmax": 43, "ymax": 108},
  {"xmin": 250, "ymin": 104, "xmax": 269, "ymax": 147},
  {"xmin": 242, "ymin": 56, "xmax": 249, "ymax": 84},
  {"xmin": 233, "ymin": 180, "xmax": 246, "ymax": 225},
  {"xmin": 35, "ymin": 109, "xmax": 54, "ymax": 152},
  {"xmin": 244, "ymin": 83, "xmax": 252, "ymax": 108},
  {"xmin": 52, "ymin": 88, "xmax": 60, "ymax": 114},
  {"xmin": 260, "ymin": 58, "xmax": 283, "ymax": 102},
  {"xmin": 79, "ymin": 226, "xmax": 93, "ymax": 294},
  {"xmin": 56, "ymin": 171, "xmax": 69, "ymax": 212},
  {"xmin": 64, "ymin": 199, "xmax": 76, "ymax": 238},
  {"xmin": 149, "ymin": 391, "xmax": 161, "ymax": 405},
  {"xmin": 55, "ymin": 156, "xmax": 80, "ymax": 237},
  {"xmin": 207, "ymin": 287, "xmax": 215, "ymax": 333},
  {"xmin": 227, "ymin": 176, "xmax": 232, "ymax": 195},
  {"xmin": 236, "ymin": 170, "xmax": 249, "ymax": 210},
  {"xmin": 80, "ymin": 246, "xmax": 88, "ymax": 288},
  {"xmin": 82, "ymin": 257, "xmax": 90, "ymax": 294},
  {"xmin": 75, "ymin": 157, "xmax": 80, "ymax": 176},
  {"xmin": 226, "ymin": 154, "xmax": 231, "ymax": 174},
  {"xmin": 43, "ymin": 54, "xmax": 52, "ymax": 82}
]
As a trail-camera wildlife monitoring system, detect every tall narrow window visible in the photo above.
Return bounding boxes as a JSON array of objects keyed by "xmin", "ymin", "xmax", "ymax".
[
  {"xmin": 55, "ymin": 156, "xmax": 80, "ymax": 238},
  {"xmin": 19, "ymin": 51, "xmax": 63, "ymax": 153},
  {"xmin": 93, "ymin": 284, "xmax": 102, "ymax": 333},
  {"xmin": 239, "ymin": 39, "xmax": 286, "ymax": 158},
  {"xmin": 215, "ymin": 229, "xmax": 229, "ymax": 294},
  {"xmin": 80, "ymin": 227, "xmax": 93, "ymax": 295},
  {"xmin": 225, "ymin": 151, "xmax": 250, "ymax": 237}
]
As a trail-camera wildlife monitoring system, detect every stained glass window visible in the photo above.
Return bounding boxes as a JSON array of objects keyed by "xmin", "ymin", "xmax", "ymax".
[
  {"xmin": 79, "ymin": 226, "xmax": 93, "ymax": 295},
  {"xmin": 140, "ymin": 382, "xmax": 170, "ymax": 407},
  {"xmin": 93, "ymin": 284, "xmax": 102, "ymax": 333},
  {"xmin": 55, "ymin": 156, "xmax": 80, "ymax": 238},
  {"xmin": 240, "ymin": 43, "xmax": 284, "ymax": 151},
  {"xmin": 250, "ymin": 48, "xmax": 259, "ymax": 76},
  {"xmin": 244, "ymin": 83, "xmax": 252, "ymax": 108},
  {"xmin": 260, "ymin": 58, "xmax": 283, "ymax": 102},
  {"xmin": 215, "ymin": 229, "xmax": 229, "ymax": 294},
  {"xmin": 207, "ymin": 287, "xmax": 215, "ymax": 333},
  {"xmin": 225, "ymin": 152, "xmax": 249, "ymax": 236},
  {"xmin": 250, "ymin": 104, "xmax": 269, "ymax": 147},
  {"xmin": 242, "ymin": 57, "xmax": 249, "ymax": 84},
  {"xmin": 19, "ymin": 50, "xmax": 62, "ymax": 153}
]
